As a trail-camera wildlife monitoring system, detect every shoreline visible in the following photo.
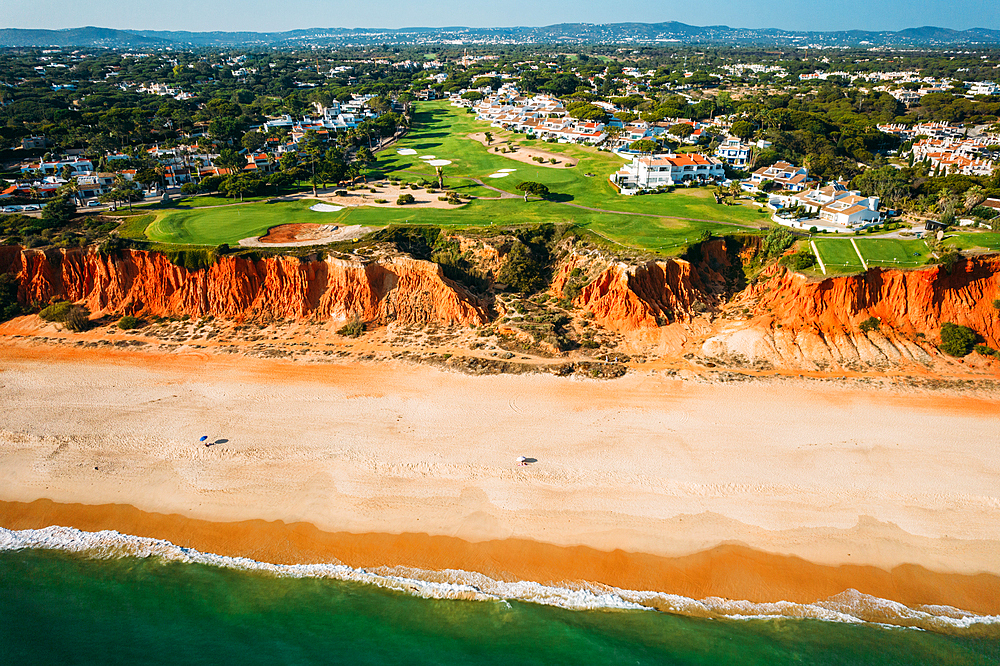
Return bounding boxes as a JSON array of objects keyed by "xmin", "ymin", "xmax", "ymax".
[
  {"xmin": 3, "ymin": 499, "xmax": 1000, "ymax": 618},
  {"xmin": 2, "ymin": 345, "xmax": 1000, "ymax": 623}
]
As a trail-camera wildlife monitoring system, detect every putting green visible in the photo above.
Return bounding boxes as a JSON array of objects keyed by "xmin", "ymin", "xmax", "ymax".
[{"xmin": 141, "ymin": 100, "xmax": 769, "ymax": 250}]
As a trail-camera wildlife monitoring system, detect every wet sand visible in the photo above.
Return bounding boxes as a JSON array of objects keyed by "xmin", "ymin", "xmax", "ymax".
[{"xmin": 2, "ymin": 344, "xmax": 999, "ymax": 614}]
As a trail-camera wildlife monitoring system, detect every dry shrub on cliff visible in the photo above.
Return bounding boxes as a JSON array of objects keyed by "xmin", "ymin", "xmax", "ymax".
[
  {"xmin": 64, "ymin": 306, "xmax": 91, "ymax": 332},
  {"xmin": 337, "ymin": 316, "xmax": 365, "ymax": 337}
]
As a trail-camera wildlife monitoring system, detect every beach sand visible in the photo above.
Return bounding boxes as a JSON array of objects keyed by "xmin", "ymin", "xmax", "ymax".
[{"xmin": 2, "ymin": 344, "xmax": 999, "ymax": 614}]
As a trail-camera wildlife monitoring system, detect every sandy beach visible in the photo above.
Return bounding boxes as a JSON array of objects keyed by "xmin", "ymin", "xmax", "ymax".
[{"xmin": 2, "ymin": 344, "xmax": 1000, "ymax": 614}]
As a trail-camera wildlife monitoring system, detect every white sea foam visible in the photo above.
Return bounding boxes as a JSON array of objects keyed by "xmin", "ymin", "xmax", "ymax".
[{"xmin": 2, "ymin": 526, "xmax": 998, "ymax": 633}]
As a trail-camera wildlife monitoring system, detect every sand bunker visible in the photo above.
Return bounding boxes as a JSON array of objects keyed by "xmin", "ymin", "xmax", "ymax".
[
  {"xmin": 488, "ymin": 173, "xmax": 510, "ymax": 179},
  {"xmin": 426, "ymin": 160, "xmax": 452, "ymax": 167},
  {"xmin": 396, "ymin": 149, "xmax": 417, "ymax": 155},
  {"xmin": 498, "ymin": 168, "xmax": 517, "ymax": 173},
  {"xmin": 309, "ymin": 203, "xmax": 344, "ymax": 213},
  {"xmin": 419, "ymin": 155, "xmax": 436, "ymax": 160},
  {"xmin": 239, "ymin": 223, "xmax": 372, "ymax": 247}
]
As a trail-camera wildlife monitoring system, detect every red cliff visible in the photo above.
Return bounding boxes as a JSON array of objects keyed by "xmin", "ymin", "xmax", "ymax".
[
  {"xmin": 703, "ymin": 257, "xmax": 1000, "ymax": 369},
  {"xmin": 0, "ymin": 246, "xmax": 486, "ymax": 327}
]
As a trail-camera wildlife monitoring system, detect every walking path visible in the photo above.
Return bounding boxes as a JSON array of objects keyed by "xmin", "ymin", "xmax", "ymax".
[
  {"xmin": 810, "ymin": 240, "xmax": 827, "ymax": 275},
  {"xmin": 850, "ymin": 237, "xmax": 869, "ymax": 271}
]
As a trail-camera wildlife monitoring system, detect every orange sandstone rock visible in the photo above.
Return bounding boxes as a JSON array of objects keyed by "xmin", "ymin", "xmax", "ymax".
[{"xmin": 0, "ymin": 247, "xmax": 486, "ymax": 327}]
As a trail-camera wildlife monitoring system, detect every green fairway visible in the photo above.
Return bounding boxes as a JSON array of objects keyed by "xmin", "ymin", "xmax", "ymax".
[
  {"xmin": 813, "ymin": 239, "xmax": 864, "ymax": 274},
  {"xmin": 146, "ymin": 199, "xmax": 331, "ymax": 245},
  {"xmin": 854, "ymin": 239, "xmax": 930, "ymax": 267},
  {"xmin": 948, "ymin": 230, "xmax": 1000, "ymax": 252},
  {"xmin": 142, "ymin": 100, "xmax": 769, "ymax": 249}
]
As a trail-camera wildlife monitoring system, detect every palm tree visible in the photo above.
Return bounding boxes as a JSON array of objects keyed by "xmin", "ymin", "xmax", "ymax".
[
  {"xmin": 964, "ymin": 184, "xmax": 986, "ymax": 211},
  {"xmin": 435, "ymin": 166, "xmax": 444, "ymax": 190}
]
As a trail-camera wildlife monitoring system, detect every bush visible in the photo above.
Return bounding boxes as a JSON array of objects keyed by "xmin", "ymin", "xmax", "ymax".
[
  {"xmin": 993, "ymin": 299, "xmax": 1000, "ymax": 310},
  {"xmin": 117, "ymin": 315, "xmax": 142, "ymax": 330},
  {"xmin": 790, "ymin": 251, "xmax": 816, "ymax": 270},
  {"xmin": 549, "ymin": 158, "xmax": 557, "ymax": 164},
  {"xmin": 939, "ymin": 322, "xmax": 978, "ymax": 357},
  {"xmin": 974, "ymin": 344, "xmax": 998, "ymax": 357},
  {"xmin": 39, "ymin": 300, "xmax": 73, "ymax": 322},
  {"xmin": 334, "ymin": 190, "xmax": 348, "ymax": 197},
  {"xmin": 396, "ymin": 193, "xmax": 415, "ymax": 205},
  {"xmin": 64, "ymin": 305, "xmax": 91, "ymax": 332},
  {"xmin": 374, "ymin": 198, "xmax": 388, "ymax": 204},
  {"xmin": 0, "ymin": 273, "xmax": 22, "ymax": 322},
  {"xmin": 337, "ymin": 315, "xmax": 365, "ymax": 337},
  {"xmin": 858, "ymin": 317, "xmax": 880, "ymax": 333}
]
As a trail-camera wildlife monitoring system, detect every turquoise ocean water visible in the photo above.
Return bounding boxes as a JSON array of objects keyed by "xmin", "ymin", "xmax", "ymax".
[{"xmin": 2, "ymin": 547, "xmax": 1000, "ymax": 666}]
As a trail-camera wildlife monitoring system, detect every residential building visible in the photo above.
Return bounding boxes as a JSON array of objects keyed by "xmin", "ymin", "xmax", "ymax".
[
  {"xmin": 611, "ymin": 153, "xmax": 725, "ymax": 193},
  {"xmin": 748, "ymin": 161, "xmax": 811, "ymax": 192}
]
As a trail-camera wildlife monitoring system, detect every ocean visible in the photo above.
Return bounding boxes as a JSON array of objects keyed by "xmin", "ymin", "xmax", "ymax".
[{"xmin": 1, "ymin": 528, "xmax": 999, "ymax": 665}]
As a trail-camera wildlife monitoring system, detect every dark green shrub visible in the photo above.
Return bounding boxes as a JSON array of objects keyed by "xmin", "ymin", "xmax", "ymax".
[
  {"xmin": 993, "ymin": 299, "xmax": 1000, "ymax": 310},
  {"xmin": 940, "ymin": 322, "xmax": 978, "ymax": 357},
  {"xmin": 337, "ymin": 315, "xmax": 365, "ymax": 337},
  {"xmin": 858, "ymin": 317, "xmax": 880, "ymax": 333},
  {"xmin": 974, "ymin": 344, "xmax": 997, "ymax": 357},
  {"xmin": 790, "ymin": 251, "xmax": 816, "ymax": 270},
  {"xmin": 39, "ymin": 300, "xmax": 73, "ymax": 322},
  {"xmin": 498, "ymin": 241, "xmax": 546, "ymax": 295},
  {"xmin": 396, "ymin": 193, "xmax": 415, "ymax": 205},
  {"xmin": 0, "ymin": 273, "xmax": 22, "ymax": 323},
  {"xmin": 117, "ymin": 315, "xmax": 142, "ymax": 330}
]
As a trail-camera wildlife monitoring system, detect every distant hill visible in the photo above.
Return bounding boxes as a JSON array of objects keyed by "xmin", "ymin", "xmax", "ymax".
[{"xmin": 1, "ymin": 22, "xmax": 999, "ymax": 48}]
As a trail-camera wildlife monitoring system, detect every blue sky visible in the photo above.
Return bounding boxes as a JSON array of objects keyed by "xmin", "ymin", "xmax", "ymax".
[{"xmin": 4, "ymin": 0, "xmax": 999, "ymax": 32}]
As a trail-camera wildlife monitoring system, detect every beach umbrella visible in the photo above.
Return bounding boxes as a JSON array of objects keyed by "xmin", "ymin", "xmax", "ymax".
[
  {"xmin": 516, "ymin": 456, "xmax": 527, "ymax": 465},
  {"xmin": 199, "ymin": 435, "xmax": 209, "ymax": 443}
]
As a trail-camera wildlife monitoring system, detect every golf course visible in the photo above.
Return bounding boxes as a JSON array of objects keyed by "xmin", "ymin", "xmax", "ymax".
[{"xmin": 135, "ymin": 100, "xmax": 772, "ymax": 252}]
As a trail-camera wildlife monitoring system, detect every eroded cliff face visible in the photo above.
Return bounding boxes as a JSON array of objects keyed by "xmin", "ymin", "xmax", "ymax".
[
  {"xmin": 0, "ymin": 246, "xmax": 487, "ymax": 327},
  {"xmin": 703, "ymin": 257, "xmax": 1000, "ymax": 370}
]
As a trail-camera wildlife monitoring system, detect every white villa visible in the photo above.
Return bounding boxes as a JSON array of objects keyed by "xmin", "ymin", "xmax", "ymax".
[
  {"xmin": 611, "ymin": 153, "xmax": 725, "ymax": 193},
  {"xmin": 772, "ymin": 184, "xmax": 882, "ymax": 232},
  {"xmin": 747, "ymin": 161, "xmax": 811, "ymax": 192},
  {"xmin": 714, "ymin": 138, "xmax": 772, "ymax": 169}
]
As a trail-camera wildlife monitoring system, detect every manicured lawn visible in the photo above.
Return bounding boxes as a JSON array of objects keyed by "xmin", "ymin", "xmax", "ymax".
[
  {"xmin": 854, "ymin": 239, "xmax": 930, "ymax": 267},
  {"xmin": 381, "ymin": 101, "xmax": 765, "ymax": 224},
  {"xmin": 948, "ymin": 230, "xmax": 1000, "ymax": 252},
  {"xmin": 146, "ymin": 199, "xmax": 330, "ymax": 245},
  {"xmin": 813, "ymin": 239, "xmax": 864, "ymax": 273},
  {"xmin": 143, "ymin": 100, "xmax": 767, "ymax": 249}
]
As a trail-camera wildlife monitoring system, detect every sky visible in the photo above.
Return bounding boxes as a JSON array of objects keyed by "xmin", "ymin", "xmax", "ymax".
[{"xmin": 3, "ymin": 0, "xmax": 999, "ymax": 33}]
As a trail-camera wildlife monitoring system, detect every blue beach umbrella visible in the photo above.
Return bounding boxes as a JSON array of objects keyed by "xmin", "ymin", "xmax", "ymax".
[{"xmin": 199, "ymin": 435, "xmax": 209, "ymax": 443}]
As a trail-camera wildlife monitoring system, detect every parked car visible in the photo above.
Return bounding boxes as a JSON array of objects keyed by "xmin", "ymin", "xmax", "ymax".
[
  {"xmin": 23, "ymin": 205, "xmax": 39, "ymax": 211},
  {"xmin": 87, "ymin": 200, "xmax": 101, "ymax": 207},
  {"xmin": 1, "ymin": 207, "xmax": 17, "ymax": 213}
]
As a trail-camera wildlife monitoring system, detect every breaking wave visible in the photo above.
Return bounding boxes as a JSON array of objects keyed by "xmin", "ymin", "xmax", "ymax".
[{"xmin": 2, "ymin": 525, "xmax": 998, "ymax": 634}]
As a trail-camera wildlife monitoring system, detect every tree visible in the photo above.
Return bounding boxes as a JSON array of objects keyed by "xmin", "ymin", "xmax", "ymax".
[
  {"xmin": 964, "ymin": 184, "xmax": 987, "ymax": 211},
  {"xmin": 628, "ymin": 139, "xmax": 659, "ymax": 155},
  {"xmin": 484, "ymin": 131, "xmax": 493, "ymax": 146},
  {"xmin": 731, "ymin": 120, "xmax": 755, "ymax": 140},
  {"xmin": 851, "ymin": 166, "xmax": 909, "ymax": 205},
  {"xmin": 668, "ymin": 123, "xmax": 695, "ymax": 139},
  {"xmin": 940, "ymin": 323, "xmax": 977, "ymax": 357},
  {"xmin": 41, "ymin": 195, "xmax": 76, "ymax": 226},
  {"xmin": 241, "ymin": 130, "xmax": 265, "ymax": 153},
  {"xmin": 515, "ymin": 181, "xmax": 550, "ymax": 201},
  {"xmin": 215, "ymin": 148, "xmax": 245, "ymax": 176}
]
